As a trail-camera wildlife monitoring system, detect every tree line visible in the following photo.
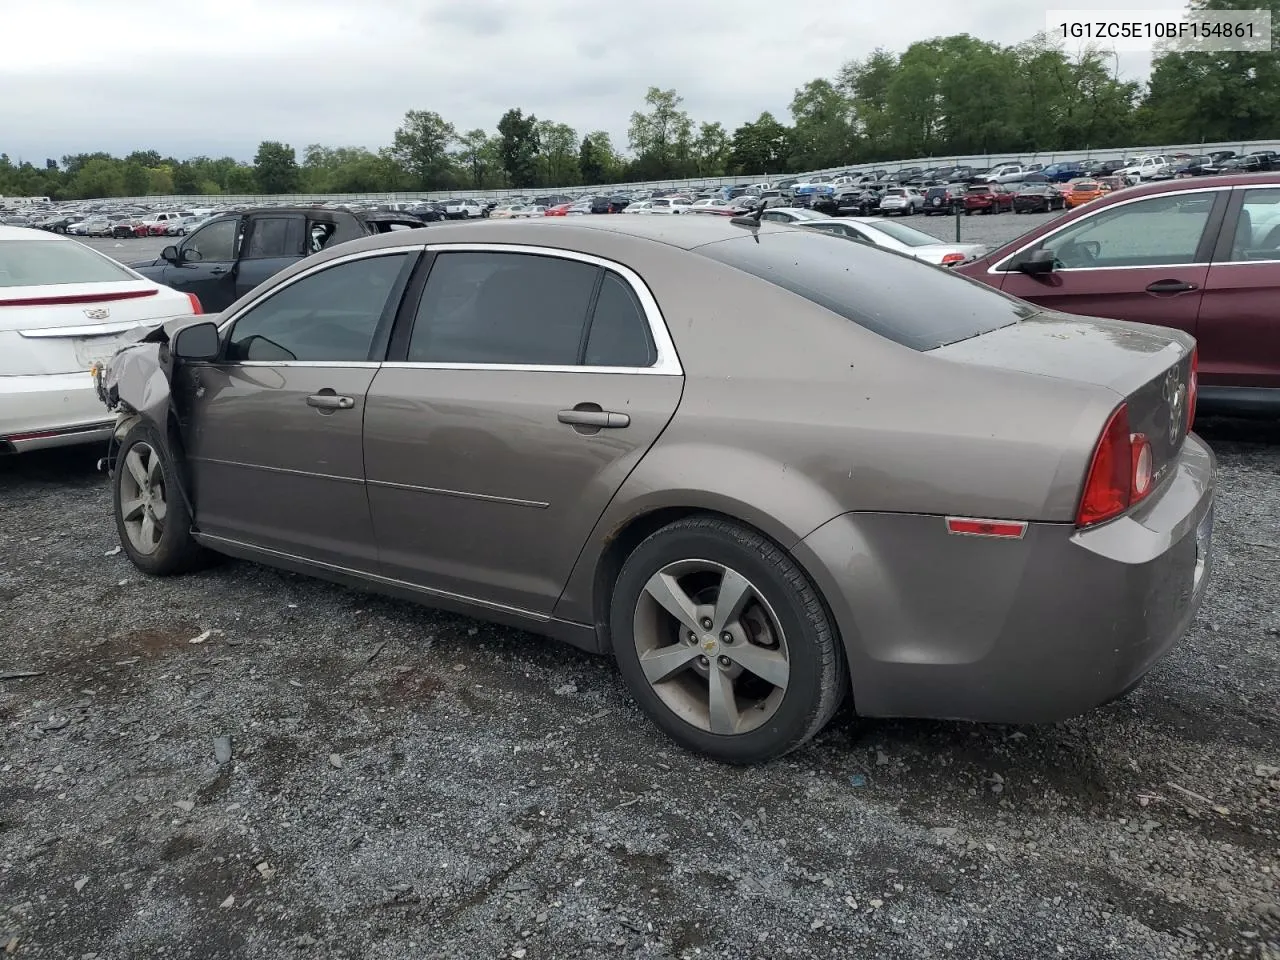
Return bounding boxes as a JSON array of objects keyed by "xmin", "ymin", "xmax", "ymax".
[{"xmin": 2, "ymin": 2, "xmax": 1274, "ymax": 200}]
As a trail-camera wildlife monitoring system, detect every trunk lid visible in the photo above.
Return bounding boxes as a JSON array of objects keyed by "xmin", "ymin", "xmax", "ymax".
[
  {"xmin": 0, "ymin": 282, "xmax": 196, "ymax": 375},
  {"xmin": 936, "ymin": 312, "xmax": 1195, "ymax": 486}
]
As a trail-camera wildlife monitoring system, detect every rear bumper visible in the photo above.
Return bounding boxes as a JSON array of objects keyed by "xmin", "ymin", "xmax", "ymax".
[
  {"xmin": 0, "ymin": 372, "xmax": 113, "ymax": 452},
  {"xmin": 792, "ymin": 433, "xmax": 1216, "ymax": 723}
]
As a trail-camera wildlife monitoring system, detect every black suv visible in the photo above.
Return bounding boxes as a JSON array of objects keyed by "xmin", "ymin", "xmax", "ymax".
[
  {"xmin": 922, "ymin": 185, "xmax": 965, "ymax": 215},
  {"xmin": 129, "ymin": 207, "xmax": 425, "ymax": 313}
]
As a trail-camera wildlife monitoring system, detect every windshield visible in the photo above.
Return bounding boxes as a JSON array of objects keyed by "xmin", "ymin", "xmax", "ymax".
[
  {"xmin": 0, "ymin": 239, "xmax": 136, "ymax": 287},
  {"xmin": 695, "ymin": 230, "xmax": 1034, "ymax": 350}
]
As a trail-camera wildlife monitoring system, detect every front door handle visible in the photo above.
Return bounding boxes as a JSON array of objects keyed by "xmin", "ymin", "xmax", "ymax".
[
  {"xmin": 558, "ymin": 408, "xmax": 630, "ymax": 429},
  {"xmin": 209, "ymin": 267, "xmax": 227, "ymax": 275},
  {"xmin": 1146, "ymin": 279, "xmax": 1198, "ymax": 294},
  {"xmin": 306, "ymin": 394, "xmax": 355, "ymax": 410}
]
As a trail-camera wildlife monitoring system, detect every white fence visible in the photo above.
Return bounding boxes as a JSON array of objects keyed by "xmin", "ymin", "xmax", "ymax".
[{"xmin": 57, "ymin": 139, "xmax": 1280, "ymax": 207}]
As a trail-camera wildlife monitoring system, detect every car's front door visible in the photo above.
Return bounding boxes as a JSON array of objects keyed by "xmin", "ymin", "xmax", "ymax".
[
  {"xmin": 994, "ymin": 188, "xmax": 1230, "ymax": 340},
  {"xmin": 1196, "ymin": 186, "xmax": 1280, "ymax": 390},
  {"xmin": 161, "ymin": 216, "xmax": 244, "ymax": 311},
  {"xmin": 234, "ymin": 214, "xmax": 307, "ymax": 302},
  {"xmin": 180, "ymin": 248, "xmax": 418, "ymax": 570},
  {"xmin": 363, "ymin": 247, "xmax": 683, "ymax": 616}
]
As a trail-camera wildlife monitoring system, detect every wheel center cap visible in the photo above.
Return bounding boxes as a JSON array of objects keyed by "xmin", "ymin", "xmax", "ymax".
[{"xmin": 700, "ymin": 635, "xmax": 718, "ymax": 654}]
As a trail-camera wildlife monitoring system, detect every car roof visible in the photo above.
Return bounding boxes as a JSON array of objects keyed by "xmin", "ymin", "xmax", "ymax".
[
  {"xmin": 0, "ymin": 225, "xmax": 65, "ymax": 241},
  {"xmin": 306, "ymin": 214, "xmax": 807, "ymax": 262}
]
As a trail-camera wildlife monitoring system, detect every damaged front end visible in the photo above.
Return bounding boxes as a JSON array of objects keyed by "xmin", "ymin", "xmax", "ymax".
[{"xmin": 91, "ymin": 318, "xmax": 199, "ymax": 515}]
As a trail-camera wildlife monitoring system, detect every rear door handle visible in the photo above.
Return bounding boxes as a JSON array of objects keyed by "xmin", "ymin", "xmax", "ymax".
[
  {"xmin": 306, "ymin": 394, "xmax": 355, "ymax": 410},
  {"xmin": 1146, "ymin": 279, "xmax": 1198, "ymax": 294},
  {"xmin": 557, "ymin": 409, "xmax": 630, "ymax": 428}
]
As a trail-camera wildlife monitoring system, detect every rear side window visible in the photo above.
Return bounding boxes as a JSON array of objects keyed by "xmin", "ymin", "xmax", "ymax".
[
  {"xmin": 0, "ymin": 239, "xmax": 133, "ymax": 287},
  {"xmin": 695, "ymin": 231, "xmax": 1036, "ymax": 351},
  {"xmin": 585, "ymin": 272, "xmax": 655, "ymax": 367},
  {"xmin": 408, "ymin": 251, "xmax": 597, "ymax": 365},
  {"xmin": 244, "ymin": 217, "xmax": 304, "ymax": 259}
]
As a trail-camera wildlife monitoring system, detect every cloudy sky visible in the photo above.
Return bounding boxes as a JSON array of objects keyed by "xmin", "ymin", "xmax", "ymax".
[{"xmin": 1, "ymin": 0, "xmax": 1176, "ymax": 163}]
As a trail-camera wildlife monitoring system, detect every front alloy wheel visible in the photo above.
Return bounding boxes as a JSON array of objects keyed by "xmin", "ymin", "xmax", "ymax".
[{"xmin": 119, "ymin": 440, "xmax": 167, "ymax": 555}]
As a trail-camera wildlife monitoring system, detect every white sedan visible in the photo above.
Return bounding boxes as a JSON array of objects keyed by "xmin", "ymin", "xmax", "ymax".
[
  {"xmin": 0, "ymin": 226, "xmax": 201, "ymax": 452},
  {"xmin": 798, "ymin": 217, "xmax": 987, "ymax": 267}
]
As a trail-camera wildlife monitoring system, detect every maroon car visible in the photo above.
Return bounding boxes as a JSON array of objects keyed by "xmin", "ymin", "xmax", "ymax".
[
  {"xmin": 956, "ymin": 173, "xmax": 1280, "ymax": 414},
  {"xmin": 963, "ymin": 183, "xmax": 1014, "ymax": 215}
]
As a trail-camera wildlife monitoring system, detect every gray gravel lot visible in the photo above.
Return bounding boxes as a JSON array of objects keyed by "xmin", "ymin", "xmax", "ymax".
[{"xmin": 2, "ymin": 217, "xmax": 1276, "ymax": 960}]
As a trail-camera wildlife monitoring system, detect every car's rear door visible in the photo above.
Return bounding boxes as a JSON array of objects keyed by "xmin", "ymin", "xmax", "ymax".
[
  {"xmin": 182, "ymin": 248, "xmax": 419, "ymax": 570},
  {"xmin": 994, "ymin": 187, "xmax": 1230, "ymax": 341},
  {"xmin": 235, "ymin": 214, "xmax": 307, "ymax": 301},
  {"xmin": 363, "ymin": 245, "xmax": 683, "ymax": 617},
  {"xmin": 1195, "ymin": 185, "xmax": 1280, "ymax": 392}
]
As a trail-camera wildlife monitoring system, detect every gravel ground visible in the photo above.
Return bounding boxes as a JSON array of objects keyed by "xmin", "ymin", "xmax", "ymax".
[{"xmin": 1, "ymin": 221, "xmax": 1275, "ymax": 960}]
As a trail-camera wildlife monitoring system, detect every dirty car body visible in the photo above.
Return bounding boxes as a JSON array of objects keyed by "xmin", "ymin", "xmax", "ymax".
[{"xmin": 97, "ymin": 216, "xmax": 1215, "ymax": 763}]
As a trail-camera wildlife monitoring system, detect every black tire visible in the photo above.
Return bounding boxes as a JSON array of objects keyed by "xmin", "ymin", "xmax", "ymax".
[
  {"xmin": 610, "ymin": 516, "xmax": 848, "ymax": 764},
  {"xmin": 113, "ymin": 420, "xmax": 207, "ymax": 576}
]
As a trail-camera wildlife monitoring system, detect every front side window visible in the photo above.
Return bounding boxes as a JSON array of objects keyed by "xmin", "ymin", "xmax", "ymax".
[
  {"xmin": 183, "ymin": 218, "xmax": 240, "ymax": 262},
  {"xmin": 226, "ymin": 253, "xmax": 410, "ymax": 362},
  {"xmin": 1228, "ymin": 188, "xmax": 1280, "ymax": 260},
  {"xmin": 1031, "ymin": 192, "xmax": 1217, "ymax": 269}
]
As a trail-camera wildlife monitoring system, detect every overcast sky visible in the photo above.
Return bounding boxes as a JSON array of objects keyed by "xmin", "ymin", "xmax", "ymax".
[{"xmin": 1, "ymin": 0, "xmax": 1175, "ymax": 164}]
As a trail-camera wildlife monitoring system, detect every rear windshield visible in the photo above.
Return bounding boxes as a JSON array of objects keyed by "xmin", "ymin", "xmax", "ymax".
[
  {"xmin": 0, "ymin": 239, "xmax": 134, "ymax": 287},
  {"xmin": 1074, "ymin": 181, "xmax": 1100, "ymax": 190},
  {"xmin": 694, "ymin": 230, "xmax": 1036, "ymax": 350}
]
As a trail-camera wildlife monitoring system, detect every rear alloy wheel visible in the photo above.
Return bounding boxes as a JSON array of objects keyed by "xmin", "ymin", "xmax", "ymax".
[
  {"xmin": 611, "ymin": 517, "xmax": 847, "ymax": 764},
  {"xmin": 113, "ymin": 421, "xmax": 207, "ymax": 576}
]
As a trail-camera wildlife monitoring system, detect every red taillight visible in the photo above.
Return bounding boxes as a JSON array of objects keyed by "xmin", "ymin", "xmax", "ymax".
[
  {"xmin": 1187, "ymin": 347, "xmax": 1198, "ymax": 432},
  {"xmin": 186, "ymin": 292, "xmax": 203, "ymax": 315},
  {"xmin": 1078, "ymin": 403, "xmax": 1154, "ymax": 527},
  {"xmin": 941, "ymin": 253, "xmax": 966, "ymax": 266},
  {"xmin": 0, "ymin": 289, "xmax": 158, "ymax": 308}
]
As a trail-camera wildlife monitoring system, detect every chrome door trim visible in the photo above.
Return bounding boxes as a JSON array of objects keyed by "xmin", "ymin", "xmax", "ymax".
[
  {"xmin": 986, "ymin": 185, "xmax": 1230, "ymax": 275},
  {"xmin": 187, "ymin": 455, "xmax": 364, "ymax": 485},
  {"xmin": 366, "ymin": 477, "xmax": 549, "ymax": 509},
  {"xmin": 192, "ymin": 531, "xmax": 551, "ymax": 623}
]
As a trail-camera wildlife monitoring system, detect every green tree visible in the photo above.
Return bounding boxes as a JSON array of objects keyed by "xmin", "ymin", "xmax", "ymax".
[
  {"xmin": 496, "ymin": 108, "xmax": 540, "ymax": 187},
  {"xmin": 1138, "ymin": 0, "xmax": 1280, "ymax": 143},
  {"xmin": 838, "ymin": 49, "xmax": 898, "ymax": 159},
  {"xmin": 578, "ymin": 131, "xmax": 620, "ymax": 185},
  {"xmin": 627, "ymin": 87, "xmax": 694, "ymax": 178},
  {"xmin": 68, "ymin": 157, "xmax": 125, "ymax": 198},
  {"xmin": 172, "ymin": 162, "xmax": 200, "ymax": 194},
  {"xmin": 391, "ymin": 110, "xmax": 456, "ymax": 189},
  {"xmin": 454, "ymin": 129, "xmax": 494, "ymax": 189},
  {"xmin": 788, "ymin": 79, "xmax": 854, "ymax": 170},
  {"xmin": 693, "ymin": 122, "xmax": 730, "ymax": 176},
  {"xmin": 122, "ymin": 161, "xmax": 150, "ymax": 196},
  {"xmin": 728, "ymin": 112, "xmax": 791, "ymax": 175},
  {"xmin": 535, "ymin": 120, "xmax": 579, "ymax": 186},
  {"xmin": 253, "ymin": 141, "xmax": 300, "ymax": 194}
]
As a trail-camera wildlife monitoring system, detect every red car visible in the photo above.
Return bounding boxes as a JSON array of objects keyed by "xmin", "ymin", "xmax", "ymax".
[
  {"xmin": 963, "ymin": 183, "xmax": 1015, "ymax": 215},
  {"xmin": 956, "ymin": 173, "xmax": 1280, "ymax": 414},
  {"xmin": 544, "ymin": 203, "xmax": 574, "ymax": 217}
]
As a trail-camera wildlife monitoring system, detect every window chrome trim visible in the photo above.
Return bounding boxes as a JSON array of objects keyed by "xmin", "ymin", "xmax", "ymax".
[
  {"xmin": 215, "ymin": 245, "xmax": 427, "ymax": 334},
  {"xmin": 402, "ymin": 242, "xmax": 684, "ymax": 376},
  {"xmin": 986, "ymin": 185, "xmax": 1230, "ymax": 275}
]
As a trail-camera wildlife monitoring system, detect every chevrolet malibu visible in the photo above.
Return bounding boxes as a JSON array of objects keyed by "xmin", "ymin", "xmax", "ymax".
[{"xmin": 96, "ymin": 216, "xmax": 1214, "ymax": 764}]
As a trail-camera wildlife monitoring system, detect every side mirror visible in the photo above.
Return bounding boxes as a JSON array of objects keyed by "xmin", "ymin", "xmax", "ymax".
[
  {"xmin": 161, "ymin": 245, "xmax": 180, "ymax": 264},
  {"xmin": 1017, "ymin": 248, "xmax": 1056, "ymax": 276},
  {"xmin": 170, "ymin": 321, "xmax": 220, "ymax": 361}
]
